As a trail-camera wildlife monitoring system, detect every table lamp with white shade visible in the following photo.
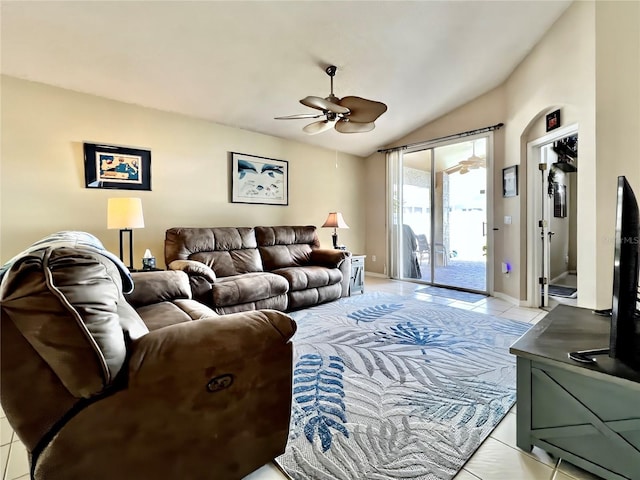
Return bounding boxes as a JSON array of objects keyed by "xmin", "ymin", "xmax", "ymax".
[
  {"xmin": 107, "ymin": 197, "xmax": 144, "ymax": 270},
  {"xmin": 321, "ymin": 212, "xmax": 349, "ymax": 249}
]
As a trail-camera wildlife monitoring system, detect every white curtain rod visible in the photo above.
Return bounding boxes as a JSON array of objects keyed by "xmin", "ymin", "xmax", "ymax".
[{"xmin": 377, "ymin": 122, "xmax": 504, "ymax": 154}]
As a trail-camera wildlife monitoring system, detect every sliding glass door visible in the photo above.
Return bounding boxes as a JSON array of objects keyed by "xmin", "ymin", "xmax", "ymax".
[
  {"xmin": 389, "ymin": 136, "xmax": 490, "ymax": 293},
  {"xmin": 399, "ymin": 149, "xmax": 433, "ymax": 282}
]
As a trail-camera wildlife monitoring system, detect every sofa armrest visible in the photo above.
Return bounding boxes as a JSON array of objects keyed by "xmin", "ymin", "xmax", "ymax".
[
  {"xmin": 168, "ymin": 259, "xmax": 216, "ymax": 282},
  {"xmin": 128, "ymin": 309, "xmax": 296, "ymax": 386},
  {"xmin": 310, "ymin": 249, "xmax": 351, "ymax": 297},
  {"xmin": 125, "ymin": 270, "xmax": 191, "ymax": 308},
  {"xmin": 310, "ymin": 248, "xmax": 350, "ymax": 268}
]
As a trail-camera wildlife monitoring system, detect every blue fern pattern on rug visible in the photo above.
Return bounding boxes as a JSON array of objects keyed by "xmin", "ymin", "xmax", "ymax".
[
  {"xmin": 293, "ymin": 353, "xmax": 349, "ymax": 452},
  {"xmin": 374, "ymin": 321, "xmax": 459, "ymax": 356},
  {"xmin": 347, "ymin": 303, "xmax": 404, "ymax": 323}
]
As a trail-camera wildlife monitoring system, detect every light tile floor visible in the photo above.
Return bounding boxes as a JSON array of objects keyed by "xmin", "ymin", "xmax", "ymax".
[{"xmin": 0, "ymin": 275, "xmax": 603, "ymax": 480}]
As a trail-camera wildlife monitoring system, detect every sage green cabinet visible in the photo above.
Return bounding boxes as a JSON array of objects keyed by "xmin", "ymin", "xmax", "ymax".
[{"xmin": 510, "ymin": 305, "xmax": 640, "ymax": 480}]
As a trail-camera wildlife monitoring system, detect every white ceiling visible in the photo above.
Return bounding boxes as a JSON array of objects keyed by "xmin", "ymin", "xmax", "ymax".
[{"xmin": 1, "ymin": 1, "xmax": 571, "ymax": 157}]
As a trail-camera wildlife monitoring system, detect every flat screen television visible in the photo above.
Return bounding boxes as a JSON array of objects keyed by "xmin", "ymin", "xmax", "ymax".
[
  {"xmin": 569, "ymin": 176, "xmax": 640, "ymax": 369},
  {"xmin": 610, "ymin": 176, "xmax": 640, "ymax": 368}
]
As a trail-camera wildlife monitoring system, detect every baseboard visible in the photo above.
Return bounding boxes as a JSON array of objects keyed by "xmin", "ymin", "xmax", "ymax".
[
  {"xmin": 491, "ymin": 291, "xmax": 521, "ymax": 307},
  {"xmin": 365, "ymin": 272, "xmax": 388, "ymax": 279},
  {"xmin": 550, "ymin": 271, "xmax": 570, "ymax": 285}
]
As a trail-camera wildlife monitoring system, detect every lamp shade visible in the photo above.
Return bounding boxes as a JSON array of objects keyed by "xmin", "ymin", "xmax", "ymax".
[
  {"xmin": 107, "ymin": 198, "xmax": 145, "ymax": 229},
  {"xmin": 322, "ymin": 212, "xmax": 349, "ymax": 229}
]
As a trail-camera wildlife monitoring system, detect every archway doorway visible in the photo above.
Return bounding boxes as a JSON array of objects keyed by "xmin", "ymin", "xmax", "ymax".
[{"xmin": 527, "ymin": 124, "xmax": 579, "ymax": 308}]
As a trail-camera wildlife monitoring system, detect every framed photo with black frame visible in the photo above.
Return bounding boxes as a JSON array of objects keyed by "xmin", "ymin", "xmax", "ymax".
[
  {"xmin": 503, "ymin": 165, "xmax": 518, "ymax": 198},
  {"xmin": 546, "ymin": 109, "xmax": 561, "ymax": 132},
  {"xmin": 84, "ymin": 143, "xmax": 151, "ymax": 191},
  {"xmin": 230, "ymin": 152, "xmax": 288, "ymax": 205}
]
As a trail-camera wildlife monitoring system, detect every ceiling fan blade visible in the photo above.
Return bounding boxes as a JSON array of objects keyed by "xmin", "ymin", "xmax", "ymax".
[
  {"xmin": 335, "ymin": 120, "xmax": 375, "ymax": 134},
  {"xmin": 274, "ymin": 113, "xmax": 325, "ymax": 120},
  {"xmin": 300, "ymin": 96, "xmax": 350, "ymax": 114},
  {"xmin": 303, "ymin": 119, "xmax": 336, "ymax": 135},
  {"xmin": 445, "ymin": 164, "xmax": 463, "ymax": 174},
  {"xmin": 338, "ymin": 96, "xmax": 387, "ymax": 123},
  {"xmin": 465, "ymin": 155, "xmax": 484, "ymax": 163}
]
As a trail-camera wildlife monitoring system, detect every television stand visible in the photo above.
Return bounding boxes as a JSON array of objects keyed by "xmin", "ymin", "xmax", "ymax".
[{"xmin": 510, "ymin": 304, "xmax": 640, "ymax": 480}]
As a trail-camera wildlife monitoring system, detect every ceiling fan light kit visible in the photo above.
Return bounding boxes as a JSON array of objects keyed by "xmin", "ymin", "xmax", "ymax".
[{"xmin": 275, "ymin": 65, "xmax": 387, "ymax": 135}]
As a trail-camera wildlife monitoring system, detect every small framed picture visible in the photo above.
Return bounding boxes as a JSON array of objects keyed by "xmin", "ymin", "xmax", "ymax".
[
  {"xmin": 84, "ymin": 143, "xmax": 151, "ymax": 190},
  {"xmin": 230, "ymin": 152, "xmax": 288, "ymax": 205},
  {"xmin": 546, "ymin": 109, "xmax": 561, "ymax": 132},
  {"xmin": 503, "ymin": 165, "xmax": 518, "ymax": 198}
]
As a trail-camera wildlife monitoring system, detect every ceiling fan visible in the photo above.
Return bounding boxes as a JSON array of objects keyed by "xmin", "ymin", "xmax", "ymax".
[
  {"xmin": 275, "ymin": 65, "xmax": 387, "ymax": 135},
  {"xmin": 445, "ymin": 142, "xmax": 486, "ymax": 174}
]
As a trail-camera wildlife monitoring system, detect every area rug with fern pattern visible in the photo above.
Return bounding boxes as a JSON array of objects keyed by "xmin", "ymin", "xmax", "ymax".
[{"xmin": 275, "ymin": 291, "xmax": 531, "ymax": 480}]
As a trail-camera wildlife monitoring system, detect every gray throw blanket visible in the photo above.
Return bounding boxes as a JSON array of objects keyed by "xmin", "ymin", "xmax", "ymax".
[{"xmin": 0, "ymin": 231, "xmax": 134, "ymax": 296}]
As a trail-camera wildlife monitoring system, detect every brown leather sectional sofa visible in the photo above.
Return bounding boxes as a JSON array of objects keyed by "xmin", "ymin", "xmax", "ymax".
[
  {"xmin": 0, "ymin": 239, "xmax": 296, "ymax": 479},
  {"xmin": 165, "ymin": 225, "xmax": 351, "ymax": 314}
]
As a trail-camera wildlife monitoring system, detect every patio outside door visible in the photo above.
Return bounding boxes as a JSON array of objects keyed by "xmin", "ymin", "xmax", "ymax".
[{"xmin": 396, "ymin": 137, "xmax": 488, "ymax": 293}]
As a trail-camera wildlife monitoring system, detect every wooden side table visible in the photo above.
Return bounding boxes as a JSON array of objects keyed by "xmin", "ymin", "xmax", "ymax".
[{"xmin": 349, "ymin": 255, "xmax": 366, "ymax": 295}]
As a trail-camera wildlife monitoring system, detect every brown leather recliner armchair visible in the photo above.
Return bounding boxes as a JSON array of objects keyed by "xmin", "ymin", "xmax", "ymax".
[{"xmin": 0, "ymin": 235, "xmax": 296, "ymax": 480}]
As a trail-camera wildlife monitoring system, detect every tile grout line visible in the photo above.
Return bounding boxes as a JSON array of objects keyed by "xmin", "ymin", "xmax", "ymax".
[
  {"xmin": 3, "ymin": 439, "xmax": 12, "ymax": 480},
  {"xmin": 490, "ymin": 435, "xmax": 565, "ymax": 476},
  {"xmin": 460, "ymin": 466, "xmax": 483, "ymax": 479}
]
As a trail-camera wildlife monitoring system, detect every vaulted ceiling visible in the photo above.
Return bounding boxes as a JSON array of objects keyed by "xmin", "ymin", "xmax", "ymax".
[{"xmin": 1, "ymin": 1, "xmax": 572, "ymax": 157}]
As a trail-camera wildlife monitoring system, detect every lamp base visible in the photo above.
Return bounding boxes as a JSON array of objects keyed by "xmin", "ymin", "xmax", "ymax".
[
  {"xmin": 119, "ymin": 229, "xmax": 135, "ymax": 270},
  {"xmin": 332, "ymin": 232, "xmax": 338, "ymax": 249}
]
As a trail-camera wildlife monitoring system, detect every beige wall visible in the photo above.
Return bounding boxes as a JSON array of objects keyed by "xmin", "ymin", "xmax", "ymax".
[
  {"xmin": 594, "ymin": 0, "xmax": 640, "ymax": 308},
  {"xmin": 0, "ymin": 76, "xmax": 366, "ymax": 266},
  {"xmin": 504, "ymin": 0, "xmax": 596, "ymax": 305},
  {"xmin": 366, "ymin": 1, "xmax": 639, "ymax": 309}
]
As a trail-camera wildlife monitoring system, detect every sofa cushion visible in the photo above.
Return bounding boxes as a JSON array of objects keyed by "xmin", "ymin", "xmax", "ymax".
[
  {"xmin": 191, "ymin": 249, "xmax": 263, "ymax": 277},
  {"xmin": 213, "ymin": 294, "xmax": 289, "ymax": 315},
  {"xmin": 255, "ymin": 225, "xmax": 320, "ymax": 248},
  {"xmin": 288, "ymin": 284, "xmax": 342, "ymax": 310},
  {"xmin": 165, "ymin": 227, "xmax": 262, "ymax": 277},
  {"xmin": 211, "ymin": 272, "xmax": 289, "ymax": 307},
  {"xmin": 125, "ymin": 271, "xmax": 191, "ymax": 308},
  {"xmin": 255, "ymin": 226, "xmax": 320, "ymax": 270},
  {"xmin": 272, "ymin": 266, "xmax": 343, "ymax": 292},
  {"xmin": 135, "ymin": 302, "xmax": 194, "ymax": 331},
  {"xmin": 135, "ymin": 298, "xmax": 217, "ymax": 331},
  {"xmin": 258, "ymin": 244, "xmax": 312, "ymax": 271}
]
